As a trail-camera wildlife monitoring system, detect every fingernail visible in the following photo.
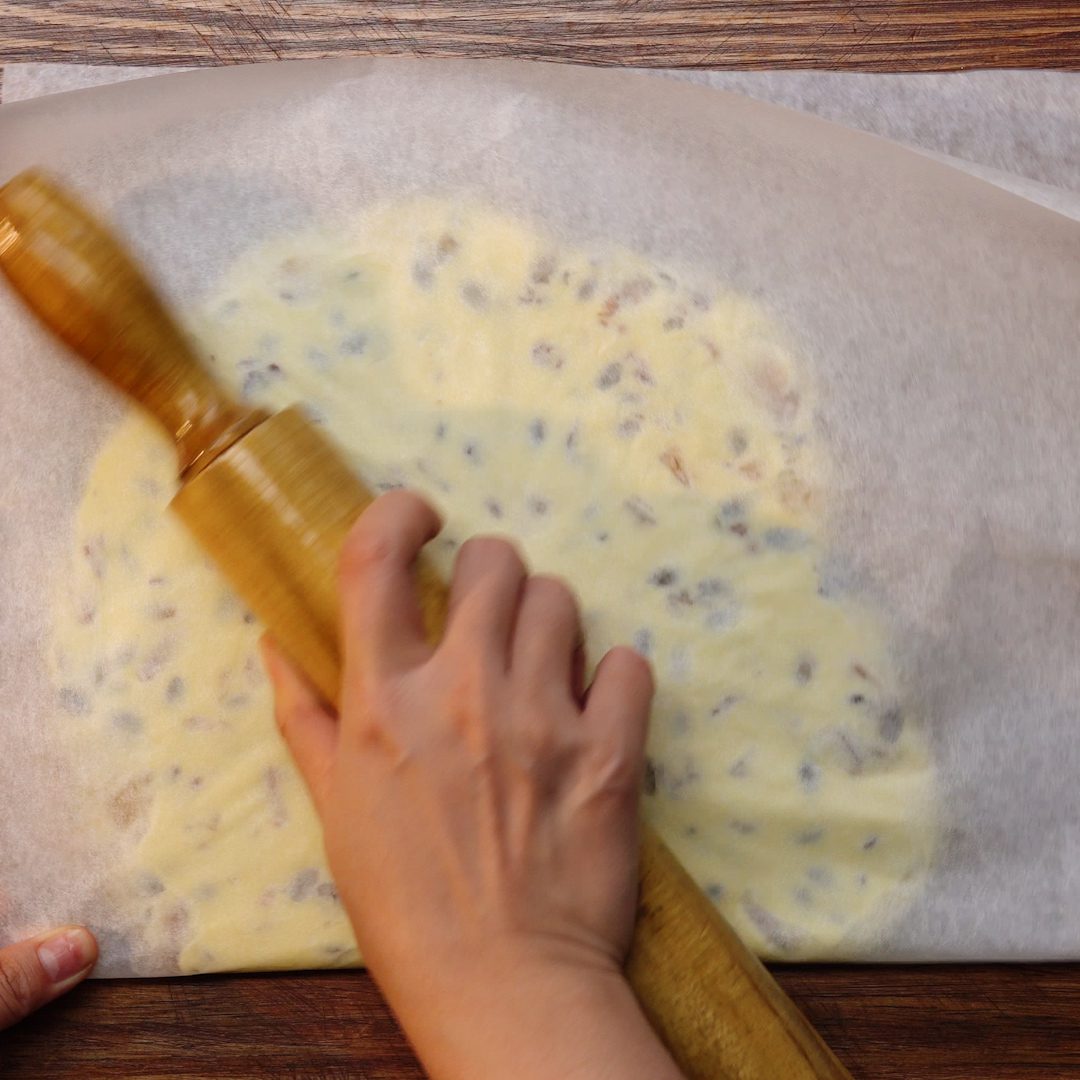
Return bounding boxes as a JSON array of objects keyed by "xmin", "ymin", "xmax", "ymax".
[{"xmin": 37, "ymin": 927, "xmax": 95, "ymax": 983}]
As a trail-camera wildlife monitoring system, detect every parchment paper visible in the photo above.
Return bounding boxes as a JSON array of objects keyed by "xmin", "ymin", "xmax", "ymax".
[{"xmin": 1, "ymin": 60, "xmax": 1079, "ymax": 971}]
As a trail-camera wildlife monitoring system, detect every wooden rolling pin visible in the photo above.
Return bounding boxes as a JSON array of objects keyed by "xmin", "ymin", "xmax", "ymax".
[{"xmin": 0, "ymin": 170, "xmax": 850, "ymax": 1080}]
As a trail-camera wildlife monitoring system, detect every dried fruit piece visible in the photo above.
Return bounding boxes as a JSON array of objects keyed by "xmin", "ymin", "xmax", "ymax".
[{"xmin": 660, "ymin": 447, "xmax": 691, "ymax": 487}]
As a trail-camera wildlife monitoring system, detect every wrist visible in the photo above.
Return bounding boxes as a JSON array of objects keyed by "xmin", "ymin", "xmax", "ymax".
[{"xmin": 378, "ymin": 947, "xmax": 682, "ymax": 1080}]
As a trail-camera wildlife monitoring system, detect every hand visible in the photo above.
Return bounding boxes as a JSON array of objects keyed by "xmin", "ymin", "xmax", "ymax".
[
  {"xmin": 0, "ymin": 926, "xmax": 97, "ymax": 1030},
  {"xmin": 263, "ymin": 491, "xmax": 683, "ymax": 1080}
]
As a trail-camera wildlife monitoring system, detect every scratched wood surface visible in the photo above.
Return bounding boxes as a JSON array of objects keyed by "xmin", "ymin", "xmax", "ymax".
[
  {"xmin": 3, "ymin": 965, "xmax": 1080, "ymax": 1079},
  {"xmin": 1, "ymin": 0, "xmax": 1079, "ymax": 71},
  {"xmin": 2, "ymin": 5, "xmax": 1079, "ymax": 1079}
]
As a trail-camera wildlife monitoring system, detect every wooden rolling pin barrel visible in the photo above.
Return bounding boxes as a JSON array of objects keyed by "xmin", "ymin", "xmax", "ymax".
[{"xmin": 0, "ymin": 171, "xmax": 851, "ymax": 1080}]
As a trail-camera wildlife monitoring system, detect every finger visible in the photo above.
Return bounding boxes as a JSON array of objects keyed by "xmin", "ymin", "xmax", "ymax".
[
  {"xmin": 339, "ymin": 491, "xmax": 442, "ymax": 680},
  {"xmin": 511, "ymin": 575, "xmax": 583, "ymax": 700},
  {"xmin": 445, "ymin": 537, "xmax": 527, "ymax": 664},
  {"xmin": 261, "ymin": 637, "xmax": 338, "ymax": 812},
  {"xmin": 0, "ymin": 926, "xmax": 97, "ymax": 1030},
  {"xmin": 571, "ymin": 641, "xmax": 586, "ymax": 705},
  {"xmin": 582, "ymin": 646, "xmax": 655, "ymax": 783}
]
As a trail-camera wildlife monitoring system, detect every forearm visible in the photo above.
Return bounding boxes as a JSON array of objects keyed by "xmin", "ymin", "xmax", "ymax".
[{"xmin": 382, "ymin": 958, "xmax": 684, "ymax": 1080}]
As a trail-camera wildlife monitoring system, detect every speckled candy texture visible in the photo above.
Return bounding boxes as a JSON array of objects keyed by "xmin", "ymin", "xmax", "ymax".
[
  {"xmin": 49, "ymin": 201, "xmax": 935, "ymax": 972},
  {"xmin": 1, "ymin": 61, "xmax": 1078, "ymax": 974}
]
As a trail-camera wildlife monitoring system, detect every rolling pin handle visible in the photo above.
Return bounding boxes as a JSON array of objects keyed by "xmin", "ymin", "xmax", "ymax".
[{"xmin": 0, "ymin": 170, "xmax": 264, "ymax": 475}]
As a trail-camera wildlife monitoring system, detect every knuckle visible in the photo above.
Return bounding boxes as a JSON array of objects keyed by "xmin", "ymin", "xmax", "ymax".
[
  {"xmin": 350, "ymin": 674, "xmax": 409, "ymax": 742},
  {"xmin": 461, "ymin": 535, "xmax": 526, "ymax": 579},
  {"xmin": 462, "ymin": 717, "xmax": 498, "ymax": 768},
  {"xmin": 506, "ymin": 682, "xmax": 574, "ymax": 773},
  {"xmin": 274, "ymin": 698, "xmax": 317, "ymax": 741},
  {"xmin": 608, "ymin": 645, "xmax": 655, "ymax": 696},
  {"xmin": 340, "ymin": 492, "xmax": 438, "ymax": 584},
  {"xmin": 446, "ymin": 654, "xmax": 491, "ymax": 710},
  {"xmin": 364, "ymin": 676, "xmax": 406, "ymax": 726},
  {"xmin": 519, "ymin": 725, "xmax": 560, "ymax": 772},
  {"xmin": 0, "ymin": 954, "xmax": 36, "ymax": 1021},
  {"xmin": 340, "ymin": 526, "xmax": 394, "ymax": 585},
  {"xmin": 344, "ymin": 682, "xmax": 412, "ymax": 756},
  {"xmin": 440, "ymin": 659, "xmax": 499, "ymax": 742},
  {"xmin": 377, "ymin": 489, "xmax": 430, "ymax": 518},
  {"xmin": 381, "ymin": 489, "xmax": 440, "ymax": 534},
  {"xmin": 514, "ymin": 702, "xmax": 559, "ymax": 759},
  {"xmin": 528, "ymin": 575, "xmax": 579, "ymax": 620}
]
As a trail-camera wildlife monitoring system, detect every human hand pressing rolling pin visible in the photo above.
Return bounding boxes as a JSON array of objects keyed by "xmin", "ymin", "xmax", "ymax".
[
  {"xmin": 0, "ymin": 489, "xmax": 681, "ymax": 1078},
  {"xmin": 262, "ymin": 490, "xmax": 686, "ymax": 1080}
]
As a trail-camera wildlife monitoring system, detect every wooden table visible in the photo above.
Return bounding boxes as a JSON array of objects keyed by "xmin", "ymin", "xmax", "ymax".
[
  {"xmin": 1, "ymin": 964, "xmax": 1079, "ymax": 1079},
  {"xmin": 2, "ymin": 3, "xmax": 1079, "ymax": 1078},
  {"xmin": 1, "ymin": 0, "xmax": 1078, "ymax": 70}
]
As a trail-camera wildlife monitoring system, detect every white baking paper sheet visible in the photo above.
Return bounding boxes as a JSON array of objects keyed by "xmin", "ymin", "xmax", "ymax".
[{"xmin": 1, "ymin": 60, "xmax": 1078, "ymax": 971}]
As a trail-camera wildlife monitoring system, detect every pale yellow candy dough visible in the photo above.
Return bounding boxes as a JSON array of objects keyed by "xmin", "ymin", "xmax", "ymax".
[{"xmin": 51, "ymin": 199, "xmax": 934, "ymax": 972}]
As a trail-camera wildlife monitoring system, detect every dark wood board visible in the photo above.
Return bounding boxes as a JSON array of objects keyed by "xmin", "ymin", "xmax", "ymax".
[
  {"xmin": 2, "ymin": 6, "xmax": 1079, "ymax": 1078},
  {"xmin": 3, "ymin": 964, "xmax": 1080, "ymax": 1078},
  {"xmin": 1, "ymin": 0, "xmax": 1079, "ymax": 71}
]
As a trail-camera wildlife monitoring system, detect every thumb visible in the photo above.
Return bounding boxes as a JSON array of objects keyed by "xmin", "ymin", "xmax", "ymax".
[
  {"xmin": 0, "ymin": 926, "xmax": 97, "ymax": 1030},
  {"xmin": 260, "ymin": 637, "xmax": 338, "ymax": 814}
]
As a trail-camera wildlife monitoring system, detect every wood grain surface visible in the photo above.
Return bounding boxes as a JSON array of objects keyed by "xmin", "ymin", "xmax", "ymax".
[
  {"xmin": 1, "ymin": 0, "xmax": 1079, "ymax": 71},
  {"xmin": 3, "ymin": 965, "xmax": 1080, "ymax": 1079},
  {"xmin": 2, "ymin": 6, "xmax": 1079, "ymax": 1079}
]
